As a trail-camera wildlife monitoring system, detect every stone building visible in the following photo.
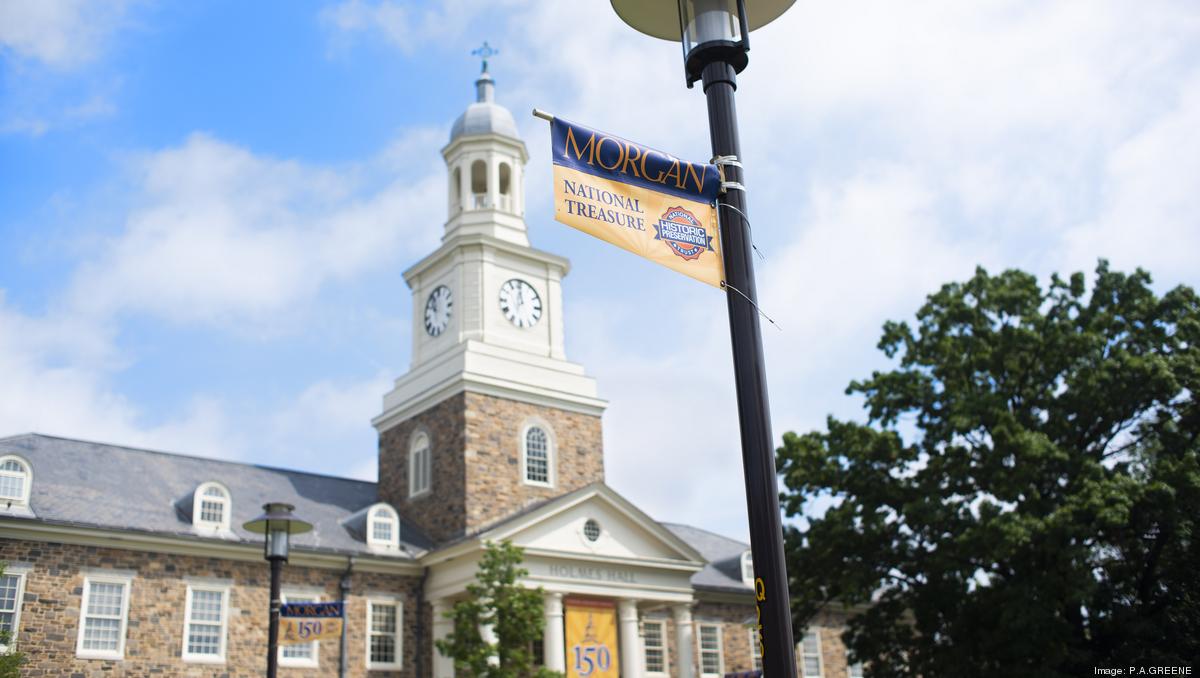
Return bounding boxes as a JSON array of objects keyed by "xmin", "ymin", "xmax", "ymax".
[{"xmin": 0, "ymin": 66, "xmax": 859, "ymax": 678}]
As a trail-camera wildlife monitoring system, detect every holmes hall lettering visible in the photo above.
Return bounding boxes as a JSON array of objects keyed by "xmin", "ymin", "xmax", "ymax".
[{"xmin": 549, "ymin": 564, "xmax": 637, "ymax": 584}]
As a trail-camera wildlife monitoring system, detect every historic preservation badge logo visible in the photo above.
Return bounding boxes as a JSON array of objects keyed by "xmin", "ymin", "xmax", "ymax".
[{"xmin": 654, "ymin": 206, "xmax": 714, "ymax": 261}]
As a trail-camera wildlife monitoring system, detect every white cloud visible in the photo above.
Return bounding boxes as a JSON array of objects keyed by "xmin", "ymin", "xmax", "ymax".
[
  {"xmin": 65, "ymin": 131, "xmax": 444, "ymax": 330},
  {"xmin": 0, "ymin": 0, "xmax": 131, "ymax": 68}
]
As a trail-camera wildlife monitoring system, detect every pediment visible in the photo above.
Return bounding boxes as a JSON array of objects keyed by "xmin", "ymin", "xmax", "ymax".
[{"xmin": 481, "ymin": 484, "xmax": 703, "ymax": 564}]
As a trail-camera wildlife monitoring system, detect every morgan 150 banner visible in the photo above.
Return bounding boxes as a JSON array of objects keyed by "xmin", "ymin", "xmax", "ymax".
[
  {"xmin": 550, "ymin": 118, "xmax": 725, "ymax": 288},
  {"xmin": 564, "ymin": 598, "xmax": 620, "ymax": 678},
  {"xmin": 279, "ymin": 601, "xmax": 344, "ymax": 646}
]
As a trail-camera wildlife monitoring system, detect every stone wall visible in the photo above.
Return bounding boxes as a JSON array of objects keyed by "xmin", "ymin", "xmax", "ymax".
[
  {"xmin": 377, "ymin": 391, "xmax": 604, "ymax": 543},
  {"xmin": 0, "ymin": 538, "xmax": 424, "ymax": 678},
  {"xmin": 379, "ymin": 393, "xmax": 470, "ymax": 543},
  {"xmin": 462, "ymin": 392, "xmax": 603, "ymax": 532}
]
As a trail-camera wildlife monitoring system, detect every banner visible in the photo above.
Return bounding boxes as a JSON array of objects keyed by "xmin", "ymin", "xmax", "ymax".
[
  {"xmin": 564, "ymin": 598, "xmax": 619, "ymax": 678},
  {"xmin": 279, "ymin": 601, "xmax": 344, "ymax": 646},
  {"xmin": 550, "ymin": 117, "xmax": 725, "ymax": 288}
]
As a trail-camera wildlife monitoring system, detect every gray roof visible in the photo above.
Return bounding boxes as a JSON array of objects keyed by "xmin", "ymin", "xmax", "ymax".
[
  {"xmin": 0, "ymin": 433, "xmax": 753, "ymax": 594},
  {"xmin": 449, "ymin": 72, "xmax": 520, "ymax": 143},
  {"xmin": 0, "ymin": 433, "xmax": 432, "ymax": 558},
  {"xmin": 664, "ymin": 522, "xmax": 755, "ymax": 594}
]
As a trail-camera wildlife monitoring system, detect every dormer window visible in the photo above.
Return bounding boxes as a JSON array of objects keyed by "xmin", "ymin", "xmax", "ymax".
[
  {"xmin": 367, "ymin": 504, "xmax": 400, "ymax": 551},
  {"xmin": 741, "ymin": 550, "xmax": 754, "ymax": 586},
  {"xmin": 0, "ymin": 456, "xmax": 31, "ymax": 506},
  {"xmin": 193, "ymin": 482, "xmax": 231, "ymax": 532}
]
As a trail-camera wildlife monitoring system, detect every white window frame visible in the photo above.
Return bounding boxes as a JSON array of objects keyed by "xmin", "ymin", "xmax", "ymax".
[
  {"xmin": 520, "ymin": 421, "xmax": 556, "ymax": 488},
  {"xmin": 0, "ymin": 564, "xmax": 29, "ymax": 652},
  {"xmin": 192, "ymin": 481, "xmax": 232, "ymax": 532},
  {"xmin": 740, "ymin": 550, "xmax": 754, "ymax": 586},
  {"xmin": 365, "ymin": 596, "xmax": 403, "ymax": 671},
  {"xmin": 697, "ymin": 623, "xmax": 724, "ymax": 677},
  {"xmin": 799, "ymin": 630, "xmax": 823, "ymax": 678},
  {"xmin": 642, "ymin": 618, "xmax": 669, "ymax": 676},
  {"xmin": 366, "ymin": 503, "xmax": 400, "ymax": 552},
  {"xmin": 409, "ymin": 431, "xmax": 431, "ymax": 498},
  {"xmin": 181, "ymin": 582, "xmax": 230, "ymax": 663},
  {"xmin": 0, "ymin": 455, "xmax": 32, "ymax": 506},
  {"xmin": 748, "ymin": 628, "xmax": 762, "ymax": 672},
  {"xmin": 279, "ymin": 590, "xmax": 322, "ymax": 668},
  {"xmin": 75, "ymin": 571, "xmax": 134, "ymax": 660}
]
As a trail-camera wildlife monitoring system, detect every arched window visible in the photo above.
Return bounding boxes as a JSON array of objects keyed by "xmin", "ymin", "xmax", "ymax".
[
  {"xmin": 741, "ymin": 550, "xmax": 754, "ymax": 586},
  {"xmin": 367, "ymin": 504, "xmax": 400, "ymax": 551},
  {"xmin": 523, "ymin": 425, "xmax": 553, "ymax": 486},
  {"xmin": 409, "ymin": 432, "xmax": 431, "ymax": 497},
  {"xmin": 0, "ymin": 456, "xmax": 31, "ymax": 506},
  {"xmin": 193, "ymin": 481, "xmax": 231, "ymax": 532},
  {"xmin": 470, "ymin": 160, "xmax": 488, "ymax": 209},
  {"xmin": 498, "ymin": 162, "xmax": 512, "ymax": 212}
]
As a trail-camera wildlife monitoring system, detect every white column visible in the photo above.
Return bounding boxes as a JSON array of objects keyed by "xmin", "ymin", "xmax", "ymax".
[
  {"xmin": 432, "ymin": 600, "xmax": 455, "ymax": 678},
  {"xmin": 543, "ymin": 592, "xmax": 566, "ymax": 672},
  {"xmin": 618, "ymin": 599, "xmax": 642, "ymax": 678},
  {"xmin": 480, "ymin": 622, "xmax": 500, "ymax": 666},
  {"xmin": 673, "ymin": 604, "xmax": 696, "ymax": 678}
]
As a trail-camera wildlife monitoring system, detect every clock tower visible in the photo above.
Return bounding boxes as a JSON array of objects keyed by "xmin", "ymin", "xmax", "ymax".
[{"xmin": 374, "ymin": 65, "xmax": 607, "ymax": 543}]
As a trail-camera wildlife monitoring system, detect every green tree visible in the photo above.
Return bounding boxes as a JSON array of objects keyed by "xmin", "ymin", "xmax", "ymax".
[
  {"xmin": 436, "ymin": 540, "xmax": 562, "ymax": 678},
  {"xmin": 778, "ymin": 262, "xmax": 1199, "ymax": 677},
  {"xmin": 0, "ymin": 564, "xmax": 25, "ymax": 678}
]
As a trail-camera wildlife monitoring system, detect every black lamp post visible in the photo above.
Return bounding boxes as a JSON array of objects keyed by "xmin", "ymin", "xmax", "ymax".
[
  {"xmin": 609, "ymin": 1, "xmax": 798, "ymax": 676},
  {"xmin": 243, "ymin": 502, "xmax": 313, "ymax": 678}
]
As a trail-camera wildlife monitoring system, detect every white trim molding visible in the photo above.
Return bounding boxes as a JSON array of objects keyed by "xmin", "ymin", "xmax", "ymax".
[
  {"xmin": 408, "ymin": 429, "xmax": 432, "ymax": 498},
  {"xmin": 697, "ymin": 623, "xmax": 723, "ymax": 677},
  {"xmin": 75, "ymin": 570, "xmax": 134, "ymax": 661},
  {"xmin": 365, "ymin": 595, "xmax": 404, "ymax": 671},
  {"xmin": 279, "ymin": 590, "xmax": 322, "ymax": 668},
  {"xmin": 520, "ymin": 418, "xmax": 556, "ymax": 488},
  {"xmin": 0, "ymin": 564, "xmax": 29, "ymax": 652},
  {"xmin": 192, "ymin": 480, "xmax": 232, "ymax": 533},
  {"xmin": 181, "ymin": 582, "xmax": 230, "ymax": 664},
  {"xmin": 0, "ymin": 454, "xmax": 32, "ymax": 507},
  {"xmin": 367, "ymin": 503, "xmax": 401, "ymax": 553}
]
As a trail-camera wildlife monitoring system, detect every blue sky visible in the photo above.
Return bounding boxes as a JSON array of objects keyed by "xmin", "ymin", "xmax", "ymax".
[{"xmin": 2, "ymin": 1, "xmax": 1198, "ymax": 540}]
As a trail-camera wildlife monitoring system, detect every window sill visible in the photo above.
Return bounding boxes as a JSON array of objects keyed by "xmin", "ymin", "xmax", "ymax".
[
  {"xmin": 76, "ymin": 650, "xmax": 124, "ymax": 661},
  {"xmin": 182, "ymin": 654, "xmax": 226, "ymax": 664},
  {"xmin": 368, "ymin": 662, "xmax": 403, "ymax": 671}
]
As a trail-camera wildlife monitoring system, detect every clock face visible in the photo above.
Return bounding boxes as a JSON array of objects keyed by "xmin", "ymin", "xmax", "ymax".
[
  {"xmin": 424, "ymin": 285, "xmax": 452, "ymax": 336},
  {"xmin": 499, "ymin": 279, "xmax": 542, "ymax": 328}
]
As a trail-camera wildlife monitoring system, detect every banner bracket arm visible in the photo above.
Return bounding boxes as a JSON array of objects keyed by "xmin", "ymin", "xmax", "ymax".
[{"xmin": 532, "ymin": 108, "xmax": 555, "ymax": 122}]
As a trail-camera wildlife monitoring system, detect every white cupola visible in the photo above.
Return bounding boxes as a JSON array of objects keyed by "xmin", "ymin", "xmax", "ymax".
[{"xmin": 442, "ymin": 64, "xmax": 529, "ymax": 246}]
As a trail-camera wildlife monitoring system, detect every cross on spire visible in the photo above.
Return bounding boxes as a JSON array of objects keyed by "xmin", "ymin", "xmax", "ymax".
[{"xmin": 471, "ymin": 41, "xmax": 498, "ymax": 73}]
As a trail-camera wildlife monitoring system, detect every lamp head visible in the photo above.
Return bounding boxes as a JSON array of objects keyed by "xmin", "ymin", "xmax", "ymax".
[
  {"xmin": 609, "ymin": 0, "xmax": 795, "ymax": 86},
  {"xmin": 243, "ymin": 502, "xmax": 313, "ymax": 561}
]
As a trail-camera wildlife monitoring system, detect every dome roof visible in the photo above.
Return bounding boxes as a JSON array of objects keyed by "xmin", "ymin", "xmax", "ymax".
[{"xmin": 449, "ymin": 71, "xmax": 520, "ymax": 143}]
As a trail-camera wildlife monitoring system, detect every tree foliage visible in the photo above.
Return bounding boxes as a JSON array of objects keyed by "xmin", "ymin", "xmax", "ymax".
[
  {"xmin": 436, "ymin": 540, "xmax": 562, "ymax": 678},
  {"xmin": 778, "ymin": 262, "xmax": 1199, "ymax": 677}
]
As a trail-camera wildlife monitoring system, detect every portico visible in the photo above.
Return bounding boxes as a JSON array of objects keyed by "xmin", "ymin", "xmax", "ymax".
[{"xmin": 424, "ymin": 484, "xmax": 706, "ymax": 678}]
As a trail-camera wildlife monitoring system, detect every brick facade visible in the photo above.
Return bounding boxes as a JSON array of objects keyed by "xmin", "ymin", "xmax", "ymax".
[
  {"xmin": 379, "ymin": 391, "xmax": 604, "ymax": 542},
  {"xmin": 642, "ymin": 602, "xmax": 854, "ymax": 678},
  {"xmin": 0, "ymin": 539, "xmax": 425, "ymax": 678}
]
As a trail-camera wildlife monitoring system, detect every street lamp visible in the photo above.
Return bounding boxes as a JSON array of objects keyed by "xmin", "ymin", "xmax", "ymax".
[
  {"xmin": 243, "ymin": 502, "xmax": 313, "ymax": 678},
  {"xmin": 609, "ymin": 1, "xmax": 798, "ymax": 676}
]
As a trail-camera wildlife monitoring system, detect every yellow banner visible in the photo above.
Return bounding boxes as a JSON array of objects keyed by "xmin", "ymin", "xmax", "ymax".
[
  {"xmin": 279, "ymin": 617, "xmax": 343, "ymax": 646},
  {"xmin": 554, "ymin": 165, "xmax": 724, "ymax": 287},
  {"xmin": 565, "ymin": 599, "xmax": 619, "ymax": 678}
]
